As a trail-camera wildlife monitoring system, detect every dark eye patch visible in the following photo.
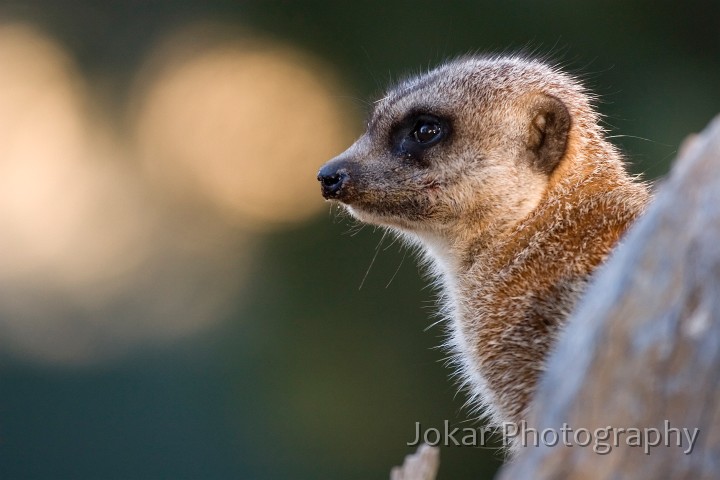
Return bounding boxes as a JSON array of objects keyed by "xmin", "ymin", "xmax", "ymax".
[{"xmin": 390, "ymin": 112, "xmax": 451, "ymax": 162}]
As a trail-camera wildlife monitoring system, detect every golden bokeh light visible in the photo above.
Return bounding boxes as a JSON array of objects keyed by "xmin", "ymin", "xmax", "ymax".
[
  {"xmin": 0, "ymin": 24, "xmax": 251, "ymax": 365},
  {"xmin": 132, "ymin": 30, "xmax": 356, "ymax": 230},
  {"xmin": 0, "ymin": 24, "xmax": 101, "ymax": 279},
  {"xmin": 0, "ymin": 22, "xmax": 359, "ymax": 365}
]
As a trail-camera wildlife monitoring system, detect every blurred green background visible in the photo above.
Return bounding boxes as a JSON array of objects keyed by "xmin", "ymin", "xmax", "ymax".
[{"xmin": 0, "ymin": 1, "xmax": 718, "ymax": 479}]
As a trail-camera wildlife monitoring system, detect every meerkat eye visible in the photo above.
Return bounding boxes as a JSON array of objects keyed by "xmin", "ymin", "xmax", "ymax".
[
  {"xmin": 412, "ymin": 121, "xmax": 443, "ymax": 144},
  {"xmin": 394, "ymin": 114, "xmax": 449, "ymax": 159}
]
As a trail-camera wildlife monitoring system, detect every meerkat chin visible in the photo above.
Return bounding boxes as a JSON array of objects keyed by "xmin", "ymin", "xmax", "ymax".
[{"xmin": 317, "ymin": 55, "xmax": 650, "ymax": 451}]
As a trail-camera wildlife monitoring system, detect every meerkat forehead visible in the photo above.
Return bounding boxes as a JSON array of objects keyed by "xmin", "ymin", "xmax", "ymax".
[{"xmin": 368, "ymin": 56, "xmax": 590, "ymax": 133}]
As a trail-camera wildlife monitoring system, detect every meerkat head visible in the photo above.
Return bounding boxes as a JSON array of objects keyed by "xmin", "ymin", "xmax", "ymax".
[{"xmin": 318, "ymin": 56, "xmax": 589, "ymax": 242}]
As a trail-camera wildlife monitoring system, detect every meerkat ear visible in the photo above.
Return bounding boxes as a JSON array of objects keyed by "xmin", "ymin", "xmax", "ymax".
[{"xmin": 526, "ymin": 95, "xmax": 571, "ymax": 175}]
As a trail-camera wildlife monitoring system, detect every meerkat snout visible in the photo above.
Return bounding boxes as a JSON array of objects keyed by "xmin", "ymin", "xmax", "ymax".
[
  {"xmin": 317, "ymin": 55, "xmax": 650, "ymax": 450},
  {"xmin": 317, "ymin": 161, "xmax": 350, "ymax": 199}
]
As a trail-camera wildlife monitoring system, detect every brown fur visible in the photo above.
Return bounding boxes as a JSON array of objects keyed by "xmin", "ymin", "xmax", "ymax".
[{"xmin": 317, "ymin": 55, "xmax": 651, "ymax": 443}]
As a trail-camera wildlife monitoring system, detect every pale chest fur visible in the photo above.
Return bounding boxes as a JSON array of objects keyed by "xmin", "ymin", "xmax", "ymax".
[{"xmin": 447, "ymin": 264, "xmax": 588, "ymax": 424}]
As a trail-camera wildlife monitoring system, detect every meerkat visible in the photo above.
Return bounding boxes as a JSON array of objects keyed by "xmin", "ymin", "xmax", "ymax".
[{"xmin": 317, "ymin": 55, "xmax": 650, "ymax": 442}]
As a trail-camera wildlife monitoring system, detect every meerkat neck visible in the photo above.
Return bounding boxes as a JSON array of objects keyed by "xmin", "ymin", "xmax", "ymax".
[
  {"xmin": 413, "ymin": 224, "xmax": 498, "ymax": 280},
  {"xmin": 414, "ymin": 191, "xmax": 548, "ymax": 281}
]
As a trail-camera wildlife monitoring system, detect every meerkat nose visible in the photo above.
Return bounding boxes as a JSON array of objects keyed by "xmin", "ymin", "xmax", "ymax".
[{"xmin": 317, "ymin": 162, "xmax": 350, "ymax": 199}]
